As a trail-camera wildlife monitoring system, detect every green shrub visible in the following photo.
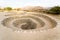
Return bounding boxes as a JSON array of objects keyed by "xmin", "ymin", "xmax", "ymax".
[
  {"xmin": 4, "ymin": 7, "xmax": 12, "ymax": 11},
  {"xmin": 48, "ymin": 6, "xmax": 60, "ymax": 15}
]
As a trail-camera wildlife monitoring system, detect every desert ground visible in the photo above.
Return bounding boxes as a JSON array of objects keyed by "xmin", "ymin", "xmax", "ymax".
[{"xmin": 0, "ymin": 11, "xmax": 60, "ymax": 40}]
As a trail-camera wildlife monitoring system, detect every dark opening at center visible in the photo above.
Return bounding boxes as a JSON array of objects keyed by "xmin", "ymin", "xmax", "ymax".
[{"xmin": 21, "ymin": 21, "xmax": 37, "ymax": 30}]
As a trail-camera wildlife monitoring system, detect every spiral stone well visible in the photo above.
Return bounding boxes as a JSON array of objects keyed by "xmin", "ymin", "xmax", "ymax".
[{"xmin": 1, "ymin": 12, "xmax": 57, "ymax": 31}]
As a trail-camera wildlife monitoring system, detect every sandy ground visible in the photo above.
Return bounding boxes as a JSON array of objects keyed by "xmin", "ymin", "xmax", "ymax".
[{"xmin": 0, "ymin": 12, "xmax": 60, "ymax": 40}]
